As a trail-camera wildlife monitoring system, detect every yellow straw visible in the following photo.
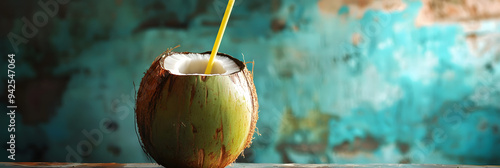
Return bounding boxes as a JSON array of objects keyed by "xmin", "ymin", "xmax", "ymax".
[{"xmin": 204, "ymin": 0, "xmax": 235, "ymax": 74}]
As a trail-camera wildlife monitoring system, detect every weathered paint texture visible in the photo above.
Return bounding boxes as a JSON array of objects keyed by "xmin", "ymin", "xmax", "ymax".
[{"xmin": 0, "ymin": 0, "xmax": 499, "ymax": 164}]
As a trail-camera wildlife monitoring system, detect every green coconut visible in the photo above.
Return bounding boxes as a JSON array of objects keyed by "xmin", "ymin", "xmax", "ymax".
[{"xmin": 135, "ymin": 50, "xmax": 259, "ymax": 168}]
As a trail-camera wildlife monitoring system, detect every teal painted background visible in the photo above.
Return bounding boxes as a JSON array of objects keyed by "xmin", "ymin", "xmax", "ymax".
[{"xmin": 1, "ymin": 0, "xmax": 499, "ymax": 164}]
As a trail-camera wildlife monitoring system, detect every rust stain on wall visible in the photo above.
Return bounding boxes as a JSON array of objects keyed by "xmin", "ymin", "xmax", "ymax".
[
  {"xmin": 352, "ymin": 33, "xmax": 363, "ymax": 46},
  {"xmin": 318, "ymin": 0, "xmax": 406, "ymax": 18},
  {"xmin": 332, "ymin": 135, "xmax": 380, "ymax": 158},
  {"xmin": 416, "ymin": 0, "xmax": 500, "ymax": 26},
  {"xmin": 465, "ymin": 33, "xmax": 500, "ymax": 59}
]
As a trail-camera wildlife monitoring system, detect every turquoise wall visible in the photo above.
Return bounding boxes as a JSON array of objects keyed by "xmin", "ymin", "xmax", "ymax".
[{"xmin": 1, "ymin": 0, "xmax": 499, "ymax": 164}]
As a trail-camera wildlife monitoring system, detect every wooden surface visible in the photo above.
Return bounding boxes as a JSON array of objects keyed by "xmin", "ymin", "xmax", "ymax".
[{"xmin": 0, "ymin": 163, "xmax": 499, "ymax": 168}]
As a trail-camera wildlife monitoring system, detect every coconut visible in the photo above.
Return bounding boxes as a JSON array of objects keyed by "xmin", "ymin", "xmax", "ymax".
[{"xmin": 135, "ymin": 50, "xmax": 258, "ymax": 168}]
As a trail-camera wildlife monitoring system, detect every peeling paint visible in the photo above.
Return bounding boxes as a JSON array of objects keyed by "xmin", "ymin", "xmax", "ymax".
[
  {"xmin": 318, "ymin": 0, "xmax": 406, "ymax": 18},
  {"xmin": 416, "ymin": 0, "xmax": 500, "ymax": 26}
]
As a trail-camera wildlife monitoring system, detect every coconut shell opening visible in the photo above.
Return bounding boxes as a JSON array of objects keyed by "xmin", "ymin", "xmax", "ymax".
[{"xmin": 162, "ymin": 52, "xmax": 243, "ymax": 76}]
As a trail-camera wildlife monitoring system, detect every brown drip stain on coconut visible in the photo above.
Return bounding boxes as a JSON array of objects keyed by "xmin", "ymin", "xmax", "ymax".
[{"xmin": 135, "ymin": 49, "xmax": 258, "ymax": 168}]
